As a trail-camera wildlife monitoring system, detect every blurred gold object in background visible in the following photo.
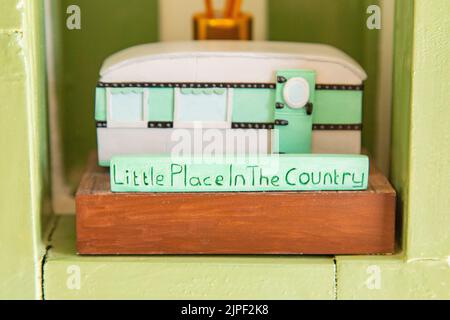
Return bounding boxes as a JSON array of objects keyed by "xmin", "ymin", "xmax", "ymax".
[{"xmin": 194, "ymin": 0, "xmax": 253, "ymax": 40}]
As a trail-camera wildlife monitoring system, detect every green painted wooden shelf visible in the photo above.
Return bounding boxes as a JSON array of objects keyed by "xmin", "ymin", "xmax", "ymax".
[
  {"xmin": 43, "ymin": 216, "xmax": 336, "ymax": 299},
  {"xmin": 43, "ymin": 216, "xmax": 450, "ymax": 300}
]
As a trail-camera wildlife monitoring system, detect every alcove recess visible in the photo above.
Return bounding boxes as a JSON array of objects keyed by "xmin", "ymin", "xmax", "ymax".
[{"xmin": 44, "ymin": 1, "xmax": 399, "ymax": 260}]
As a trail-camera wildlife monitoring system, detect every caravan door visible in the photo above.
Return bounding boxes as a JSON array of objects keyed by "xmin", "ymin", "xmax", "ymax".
[{"xmin": 274, "ymin": 70, "xmax": 316, "ymax": 154}]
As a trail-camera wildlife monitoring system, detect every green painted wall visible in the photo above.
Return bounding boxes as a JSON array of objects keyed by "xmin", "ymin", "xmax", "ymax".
[
  {"xmin": 56, "ymin": 0, "xmax": 159, "ymax": 187},
  {"xmin": 268, "ymin": 0, "xmax": 366, "ymax": 61},
  {"xmin": 390, "ymin": 0, "xmax": 414, "ymax": 250},
  {"xmin": 0, "ymin": 0, "xmax": 50, "ymax": 299},
  {"xmin": 268, "ymin": 0, "xmax": 380, "ymax": 156}
]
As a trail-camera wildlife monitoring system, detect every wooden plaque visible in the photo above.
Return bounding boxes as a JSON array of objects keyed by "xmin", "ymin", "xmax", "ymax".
[{"xmin": 76, "ymin": 155, "xmax": 396, "ymax": 255}]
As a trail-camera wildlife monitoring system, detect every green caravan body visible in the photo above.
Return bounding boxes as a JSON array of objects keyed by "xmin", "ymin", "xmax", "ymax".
[{"xmin": 95, "ymin": 41, "xmax": 367, "ymax": 166}]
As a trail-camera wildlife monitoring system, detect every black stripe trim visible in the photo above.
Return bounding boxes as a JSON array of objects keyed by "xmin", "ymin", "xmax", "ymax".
[
  {"xmin": 148, "ymin": 121, "xmax": 173, "ymax": 128},
  {"xmin": 97, "ymin": 82, "xmax": 276, "ymax": 89},
  {"xmin": 96, "ymin": 121, "xmax": 107, "ymax": 128},
  {"xmin": 315, "ymin": 84, "xmax": 364, "ymax": 91},
  {"xmin": 97, "ymin": 82, "xmax": 363, "ymax": 91},
  {"xmin": 313, "ymin": 124, "xmax": 362, "ymax": 131},
  {"xmin": 232, "ymin": 122, "xmax": 275, "ymax": 129},
  {"xmin": 98, "ymin": 121, "xmax": 361, "ymax": 131}
]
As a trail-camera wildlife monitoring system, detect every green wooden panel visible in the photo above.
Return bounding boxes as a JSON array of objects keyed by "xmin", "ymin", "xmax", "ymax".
[
  {"xmin": 336, "ymin": 256, "xmax": 450, "ymax": 299},
  {"xmin": 44, "ymin": 217, "xmax": 336, "ymax": 300},
  {"xmin": 403, "ymin": 0, "xmax": 450, "ymax": 258},
  {"xmin": 232, "ymin": 89, "xmax": 275, "ymax": 123},
  {"xmin": 391, "ymin": 0, "xmax": 450, "ymax": 259},
  {"xmin": 0, "ymin": 0, "xmax": 22, "ymax": 29},
  {"xmin": 0, "ymin": 0, "xmax": 50, "ymax": 299},
  {"xmin": 148, "ymin": 88, "xmax": 174, "ymax": 122},
  {"xmin": 336, "ymin": 0, "xmax": 450, "ymax": 300},
  {"xmin": 314, "ymin": 91, "xmax": 362, "ymax": 124},
  {"xmin": 57, "ymin": 0, "xmax": 159, "ymax": 187}
]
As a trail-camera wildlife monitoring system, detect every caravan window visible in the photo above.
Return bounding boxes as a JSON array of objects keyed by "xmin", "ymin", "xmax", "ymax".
[
  {"xmin": 174, "ymin": 88, "xmax": 232, "ymax": 129},
  {"xmin": 107, "ymin": 88, "xmax": 148, "ymax": 128}
]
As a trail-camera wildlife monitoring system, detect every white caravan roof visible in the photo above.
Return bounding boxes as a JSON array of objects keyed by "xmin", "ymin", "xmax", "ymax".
[{"xmin": 99, "ymin": 41, "xmax": 367, "ymax": 85}]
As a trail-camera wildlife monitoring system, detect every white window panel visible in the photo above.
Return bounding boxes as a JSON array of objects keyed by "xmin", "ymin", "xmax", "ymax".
[{"xmin": 106, "ymin": 88, "xmax": 148, "ymax": 128}]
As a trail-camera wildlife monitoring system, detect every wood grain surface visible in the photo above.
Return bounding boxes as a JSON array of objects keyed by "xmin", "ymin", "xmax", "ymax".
[{"xmin": 76, "ymin": 154, "xmax": 396, "ymax": 255}]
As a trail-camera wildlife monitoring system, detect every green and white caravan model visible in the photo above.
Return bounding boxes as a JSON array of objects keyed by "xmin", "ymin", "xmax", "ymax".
[{"xmin": 95, "ymin": 41, "xmax": 367, "ymax": 166}]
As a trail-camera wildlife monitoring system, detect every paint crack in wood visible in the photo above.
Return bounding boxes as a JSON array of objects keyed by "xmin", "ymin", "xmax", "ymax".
[
  {"xmin": 40, "ymin": 215, "xmax": 60, "ymax": 300},
  {"xmin": 333, "ymin": 257, "xmax": 338, "ymax": 300}
]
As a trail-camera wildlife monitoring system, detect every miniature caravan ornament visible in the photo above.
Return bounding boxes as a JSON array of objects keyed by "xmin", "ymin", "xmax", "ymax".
[
  {"xmin": 77, "ymin": 42, "xmax": 396, "ymax": 256},
  {"xmin": 94, "ymin": 41, "xmax": 370, "ymax": 192}
]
